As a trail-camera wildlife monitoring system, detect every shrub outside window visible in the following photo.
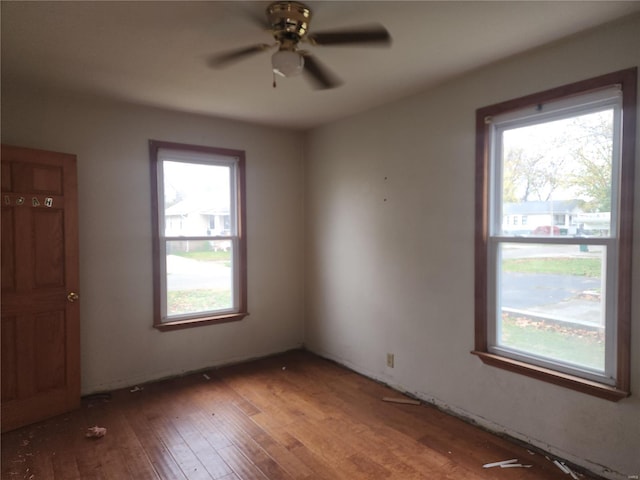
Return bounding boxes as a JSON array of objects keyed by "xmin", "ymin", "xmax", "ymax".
[{"xmin": 473, "ymin": 68, "xmax": 636, "ymax": 400}]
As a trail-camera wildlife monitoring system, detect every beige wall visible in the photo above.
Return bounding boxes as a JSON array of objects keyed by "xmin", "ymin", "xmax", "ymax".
[
  {"xmin": 304, "ymin": 14, "xmax": 640, "ymax": 480},
  {"xmin": 1, "ymin": 89, "xmax": 306, "ymax": 393}
]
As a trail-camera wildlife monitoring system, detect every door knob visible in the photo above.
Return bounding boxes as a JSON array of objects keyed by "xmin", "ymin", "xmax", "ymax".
[{"xmin": 67, "ymin": 292, "xmax": 79, "ymax": 303}]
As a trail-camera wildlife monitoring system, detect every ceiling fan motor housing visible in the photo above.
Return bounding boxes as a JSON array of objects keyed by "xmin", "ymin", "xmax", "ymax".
[
  {"xmin": 210, "ymin": 1, "xmax": 389, "ymax": 89},
  {"xmin": 267, "ymin": 1, "xmax": 312, "ymax": 44}
]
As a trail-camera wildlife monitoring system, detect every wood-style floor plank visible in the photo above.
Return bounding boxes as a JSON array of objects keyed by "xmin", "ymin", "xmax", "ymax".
[
  {"xmin": 169, "ymin": 412, "xmax": 233, "ymax": 479},
  {"xmin": 209, "ymin": 407, "xmax": 295, "ymax": 480},
  {"xmin": 1, "ymin": 350, "xmax": 600, "ymax": 480},
  {"xmin": 217, "ymin": 445, "xmax": 270, "ymax": 480},
  {"xmin": 84, "ymin": 392, "xmax": 160, "ymax": 479},
  {"xmin": 122, "ymin": 403, "xmax": 187, "ymax": 479}
]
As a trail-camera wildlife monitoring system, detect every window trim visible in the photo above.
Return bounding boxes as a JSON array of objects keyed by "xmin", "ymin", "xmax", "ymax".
[
  {"xmin": 472, "ymin": 68, "xmax": 636, "ymax": 401},
  {"xmin": 149, "ymin": 140, "xmax": 248, "ymax": 331}
]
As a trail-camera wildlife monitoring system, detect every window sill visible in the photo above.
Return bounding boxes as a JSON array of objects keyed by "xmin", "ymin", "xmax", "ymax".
[
  {"xmin": 154, "ymin": 312, "xmax": 249, "ymax": 332},
  {"xmin": 471, "ymin": 351, "xmax": 629, "ymax": 402}
]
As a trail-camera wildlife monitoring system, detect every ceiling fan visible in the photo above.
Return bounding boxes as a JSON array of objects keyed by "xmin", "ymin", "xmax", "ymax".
[{"xmin": 208, "ymin": 1, "xmax": 392, "ymax": 90}]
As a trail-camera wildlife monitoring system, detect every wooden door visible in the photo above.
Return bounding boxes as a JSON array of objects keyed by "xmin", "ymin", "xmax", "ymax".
[{"xmin": 1, "ymin": 144, "xmax": 81, "ymax": 432}]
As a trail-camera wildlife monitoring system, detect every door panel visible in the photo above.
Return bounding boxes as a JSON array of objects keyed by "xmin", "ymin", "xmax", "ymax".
[
  {"xmin": 33, "ymin": 209, "xmax": 65, "ymax": 287},
  {"xmin": 1, "ymin": 317, "xmax": 18, "ymax": 402},
  {"xmin": 1, "ymin": 144, "xmax": 80, "ymax": 432},
  {"xmin": 35, "ymin": 311, "xmax": 67, "ymax": 391},
  {"xmin": 1, "ymin": 208, "xmax": 16, "ymax": 289}
]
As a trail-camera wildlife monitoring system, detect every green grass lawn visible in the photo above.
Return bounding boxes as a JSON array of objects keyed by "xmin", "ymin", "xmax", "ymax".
[
  {"xmin": 502, "ymin": 257, "xmax": 601, "ymax": 277},
  {"xmin": 171, "ymin": 250, "xmax": 232, "ymax": 268},
  {"xmin": 167, "ymin": 289, "xmax": 232, "ymax": 315},
  {"xmin": 501, "ymin": 313, "xmax": 604, "ymax": 370},
  {"xmin": 173, "ymin": 250, "xmax": 231, "ymax": 262}
]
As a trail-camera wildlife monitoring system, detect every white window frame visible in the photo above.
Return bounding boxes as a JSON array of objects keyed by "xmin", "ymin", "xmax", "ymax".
[
  {"xmin": 473, "ymin": 68, "xmax": 636, "ymax": 400},
  {"xmin": 489, "ymin": 88, "xmax": 621, "ymax": 384}
]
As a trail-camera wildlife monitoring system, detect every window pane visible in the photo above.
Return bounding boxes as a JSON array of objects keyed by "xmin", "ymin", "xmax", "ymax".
[
  {"xmin": 500, "ymin": 109, "xmax": 614, "ymax": 237},
  {"xmin": 163, "ymin": 161, "xmax": 232, "ymax": 237},
  {"xmin": 166, "ymin": 240, "xmax": 233, "ymax": 317},
  {"xmin": 497, "ymin": 242, "xmax": 605, "ymax": 371}
]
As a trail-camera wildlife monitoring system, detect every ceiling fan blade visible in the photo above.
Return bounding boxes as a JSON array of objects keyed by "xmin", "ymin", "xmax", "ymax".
[
  {"xmin": 301, "ymin": 53, "xmax": 342, "ymax": 90},
  {"xmin": 307, "ymin": 24, "xmax": 391, "ymax": 47},
  {"xmin": 208, "ymin": 44, "xmax": 272, "ymax": 68}
]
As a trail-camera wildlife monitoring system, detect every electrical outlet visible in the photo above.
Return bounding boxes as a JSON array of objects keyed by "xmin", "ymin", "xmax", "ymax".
[{"xmin": 386, "ymin": 353, "xmax": 394, "ymax": 368}]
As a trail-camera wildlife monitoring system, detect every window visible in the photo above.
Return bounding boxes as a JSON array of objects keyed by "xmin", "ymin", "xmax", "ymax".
[
  {"xmin": 473, "ymin": 68, "xmax": 636, "ymax": 400},
  {"xmin": 149, "ymin": 140, "xmax": 248, "ymax": 330}
]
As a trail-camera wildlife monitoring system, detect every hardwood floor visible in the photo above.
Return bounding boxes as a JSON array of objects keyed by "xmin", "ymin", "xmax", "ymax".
[{"xmin": 1, "ymin": 350, "xmax": 596, "ymax": 479}]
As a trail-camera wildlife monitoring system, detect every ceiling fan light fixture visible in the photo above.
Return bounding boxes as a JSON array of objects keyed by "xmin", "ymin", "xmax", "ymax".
[
  {"xmin": 209, "ymin": 1, "xmax": 391, "ymax": 90},
  {"xmin": 271, "ymin": 49, "xmax": 304, "ymax": 77}
]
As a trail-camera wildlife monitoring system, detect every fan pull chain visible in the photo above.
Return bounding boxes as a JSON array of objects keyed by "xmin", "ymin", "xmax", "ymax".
[{"xmin": 273, "ymin": 72, "xmax": 277, "ymax": 88}]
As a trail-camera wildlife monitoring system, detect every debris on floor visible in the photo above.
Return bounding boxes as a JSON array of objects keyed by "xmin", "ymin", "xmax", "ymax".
[
  {"xmin": 84, "ymin": 392, "xmax": 112, "ymax": 401},
  {"xmin": 552, "ymin": 458, "xmax": 580, "ymax": 479},
  {"xmin": 382, "ymin": 396, "xmax": 421, "ymax": 405},
  {"xmin": 129, "ymin": 386, "xmax": 144, "ymax": 393},
  {"xmin": 483, "ymin": 459, "xmax": 519, "ymax": 468},
  {"xmin": 202, "ymin": 373, "xmax": 211, "ymax": 380},
  {"xmin": 84, "ymin": 392, "xmax": 113, "ymax": 408},
  {"xmin": 554, "ymin": 460, "xmax": 570, "ymax": 473},
  {"xmin": 85, "ymin": 426, "xmax": 107, "ymax": 439}
]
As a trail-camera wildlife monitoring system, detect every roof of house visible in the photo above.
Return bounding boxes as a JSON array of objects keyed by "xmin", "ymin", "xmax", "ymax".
[
  {"xmin": 503, "ymin": 199, "xmax": 584, "ymax": 215},
  {"xmin": 165, "ymin": 198, "xmax": 229, "ymax": 216}
]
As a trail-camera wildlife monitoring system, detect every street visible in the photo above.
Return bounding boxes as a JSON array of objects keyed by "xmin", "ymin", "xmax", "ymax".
[
  {"xmin": 166, "ymin": 255, "xmax": 232, "ymax": 291},
  {"xmin": 499, "ymin": 243, "xmax": 603, "ymax": 325}
]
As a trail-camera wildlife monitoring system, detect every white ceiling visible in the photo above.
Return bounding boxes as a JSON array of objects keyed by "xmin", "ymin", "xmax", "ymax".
[{"xmin": 2, "ymin": 1, "xmax": 639, "ymax": 130}]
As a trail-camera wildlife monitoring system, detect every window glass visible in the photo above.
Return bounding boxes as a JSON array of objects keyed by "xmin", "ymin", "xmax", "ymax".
[
  {"xmin": 474, "ymin": 68, "xmax": 636, "ymax": 399},
  {"xmin": 489, "ymin": 98, "xmax": 618, "ymax": 383},
  {"xmin": 496, "ymin": 242, "xmax": 606, "ymax": 374},
  {"xmin": 162, "ymin": 161, "xmax": 232, "ymax": 237},
  {"xmin": 499, "ymin": 109, "xmax": 615, "ymax": 238},
  {"xmin": 165, "ymin": 239, "xmax": 234, "ymax": 317},
  {"xmin": 150, "ymin": 141, "xmax": 247, "ymax": 329}
]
